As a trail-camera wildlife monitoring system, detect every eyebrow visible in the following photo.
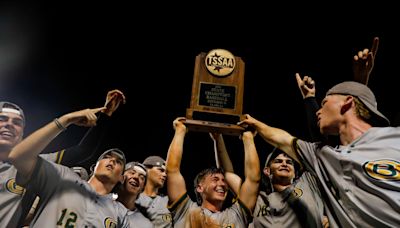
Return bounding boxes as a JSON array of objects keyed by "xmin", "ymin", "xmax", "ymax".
[{"xmin": 274, "ymin": 158, "xmax": 293, "ymax": 162}]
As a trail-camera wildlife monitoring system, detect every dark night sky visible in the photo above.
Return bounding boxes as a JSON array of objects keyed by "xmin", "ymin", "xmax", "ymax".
[{"xmin": 1, "ymin": 2, "xmax": 399, "ymax": 194}]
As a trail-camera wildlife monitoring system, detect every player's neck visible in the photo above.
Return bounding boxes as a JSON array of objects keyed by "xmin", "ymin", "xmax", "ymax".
[
  {"xmin": 117, "ymin": 193, "xmax": 137, "ymax": 210},
  {"xmin": 202, "ymin": 200, "xmax": 222, "ymax": 212},
  {"xmin": 88, "ymin": 176, "xmax": 114, "ymax": 195},
  {"xmin": 0, "ymin": 147, "xmax": 11, "ymax": 161},
  {"xmin": 144, "ymin": 182, "xmax": 159, "ymax": 197},
  {"xmin": 339, "ymin": 117, "xmax": 372, "ymax": 146},
  {"xmin": 272, "ymin": 182, "xmax": 291, "ymax": 192}
]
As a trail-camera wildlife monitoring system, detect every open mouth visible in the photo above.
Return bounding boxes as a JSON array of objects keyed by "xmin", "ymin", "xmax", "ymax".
[
  {"xmin": 128, "ymin": 179, "xmax": 139, "ymax": 187},
  {"xmin": 0, "ymin": 131, "xmax": 15, "ymax": 138},
  {"xmin": 215, "ymin": 187, "xmax": 226, "ymax": 195}
]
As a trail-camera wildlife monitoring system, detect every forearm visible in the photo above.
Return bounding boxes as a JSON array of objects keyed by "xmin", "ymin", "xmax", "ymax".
[
  {"xmin": 9, "ymin": 119, "xmax": 66, "ymax": 177},
  {"xmin": 253, "ymin": 121, "xmax": 301, "ymax": 164},
  {"xmin": 242, "ymin": 135, "xmax": 260, "ymax": 183},
  {"xmin": 304, "ymin": 97, "xmax": 323, "ymax": 142},
  {"xmin": 166, "ymin": 127, "xmax": 187, "ymax": 202},
  {"xmin": 166, "ymin": 128, "xmax": 186, "ymax": 174},
  {"xmin": 215, "ymin": 136, "xmax": 234, "ymax": 172},
  {"xmin": 239, "ymin": 134, "xmax": 260, "ymax": 211},
  {"xmin": 213, "ymin": 134, "xmax": 241, "ymax": 195},
  {"xmin": 254, "ymin": 121, "xmax": 293, "ymax": 150}
]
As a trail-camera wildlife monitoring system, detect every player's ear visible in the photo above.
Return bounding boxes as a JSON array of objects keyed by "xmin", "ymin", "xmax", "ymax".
[
  {"xmin": 264, "ymin": 167, "xmax": 270, "ymax": 177},
  {"xmin": 341, "ymin": 95, "xmax": 354, "ymax": 114},
  {"xmin": 196, "ymin": 184, "xmax": 204, "ymax": 193}
]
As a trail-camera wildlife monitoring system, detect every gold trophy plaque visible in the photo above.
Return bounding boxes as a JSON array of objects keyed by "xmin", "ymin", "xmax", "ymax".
[{"xmin": 185, "ymin": 49, "xmax": 245, "ymax": 135}]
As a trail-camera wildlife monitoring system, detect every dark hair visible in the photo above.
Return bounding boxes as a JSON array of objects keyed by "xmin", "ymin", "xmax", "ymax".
[
  {"xmin": 125, "ymin": 161, "xmax": 148, "ymax": 188},
  {"xmin": 193, "ymin": 167, "xmax": 224, "ymax": 205},
  {"xmin": 262, "ymin": 150, "xmax": 302, "ymax": 194}
]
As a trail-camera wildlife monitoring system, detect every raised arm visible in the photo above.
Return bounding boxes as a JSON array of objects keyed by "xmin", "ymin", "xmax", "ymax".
[
  {"xmin": 8, "ymin": 107, "xmax": 105, "ymax": 180},
  {"xmin": 237, "ymin": 131, "xmax": 260, "ymax": 212},
  {"xmin": 238, "ymin": 114, "xmax": 300, "ymax": 165},
  {"xmin": 295, "ymin": 73, "xmax": 323, "ymax": 142},
  {"xmin": 210, "ymin": 132, "xmax": 242, "ymax": 196},
  {"xmin": 166, "ymin": 117, "xmax": 188, "ymax": 203},
  {"xmin": 353, "ymin": 37, "xmax": 379, "ymax": 85},
  {"xmin": 59, "ymin": 89, "xmax": 126, "ymax": 166}
]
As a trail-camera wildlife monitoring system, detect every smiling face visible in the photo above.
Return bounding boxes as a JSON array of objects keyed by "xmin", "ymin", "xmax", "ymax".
[
  {"xmin": 197, "ymin": 172, "xmax": 228, "ymax": 207},
  {"xmin": 265, "ymin": 153, "xmax": 295, "ymax": 184},
  {"xmin": 0, "ymin": 112, "xmax": 24, "ymax": 158},
  {"xmin": 122, "ymin": 166, "xmax": 146, "ymax": 197}
]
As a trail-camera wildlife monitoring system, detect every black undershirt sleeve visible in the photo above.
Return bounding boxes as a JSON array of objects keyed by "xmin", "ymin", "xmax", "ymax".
[{"xmin": 58, "ymin": 112, "xmax": 112, "ymax": 167}]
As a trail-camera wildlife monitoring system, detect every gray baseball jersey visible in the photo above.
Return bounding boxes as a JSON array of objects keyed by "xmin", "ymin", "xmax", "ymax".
[
  {"xmin": 250, "ymin": 171, "xmax": 325, "ymax": 228},
  {"xmin": 0, "ymin": 153, "xmax": 62, "ymax": 228},
  {"xmin": 136, "ymin": 193, "xmax": 172, "ymax": 228},
  {"xmin": 22, "ymin": 157, "xmax": 129, "ymax": 228},
  {"xmin": 124, "ymin": 206, "xmax": 154, "ymax": 228},
  {"xmin": 0, "ymin": 162, "xmax": 25, "ymax": 227},
  {"xmin": 168, "ymin": 192, "xmax": 251, "ymax": 228},
  {"xmin": 297, "ymin": 127, "xmax": 400, "ymax": 227}
]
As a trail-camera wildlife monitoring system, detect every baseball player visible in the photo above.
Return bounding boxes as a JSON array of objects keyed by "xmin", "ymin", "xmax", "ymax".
[
  {"xmin": 166, "ymin": 117, "xmax": 260, "ymax": 228},
  {"xmin": 0, "ymin": 101, "xmax": 26, "ymax": 227},
  {"xmin": 21, "ymin": 166, "xmax": 91, "ymax": 228},
  {"xmin": 135, "ymin": 155, "xmax": 172, "ymax": 228},
  {"xmin": 238, "ymin": 81, "xmax": 400, "ymax": 227},
  {"xmin": 211, "ymin": 133, "xmax": 329, "ymax": 228},
  {"xmin": 8, "ymin": 107, "xmax": 129, "ymax": 227},
  {"xmin": 0, "ymin": 89, "xmax": 125, "ymax": 227},
  {"xmin": 116, "ymin": 161, "xmax": 153, "ymax": 227},
  {"xmin": 296, "ymin": 37, "xmax": 380, "ymax": 143}
]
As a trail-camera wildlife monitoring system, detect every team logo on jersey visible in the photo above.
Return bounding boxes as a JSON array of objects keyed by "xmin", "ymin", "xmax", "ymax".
[
  {"xmin": 363, "ymin": 159, "xmax": 400, "ymax": 181},
  {"xmin": 222, "ymin": 224, "xmax": 235, "ymax": 228},
  {"xmin": 292, "ymin": 187, "xmax": 303, "ymax": 197},
  {"xmin": 104, "ymin": 217, "xmax": 117, "ymax": 228},
  {"xmin": 6, "ymin": 178, "xmax": 25, "ymax": 195},
  {"xmin": 162, "ymin": 213, "xmax": 172, "ymax": 222}
]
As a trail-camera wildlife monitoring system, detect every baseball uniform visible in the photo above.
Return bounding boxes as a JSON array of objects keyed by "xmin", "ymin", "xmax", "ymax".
[
  {"xmin": 0, "ymin": 153, "xmax": 63, "ymax": 228},
  {"xmin": 136, "ymin": 193, "xmax": 172, "ymax": 228},
  {"xmin": 124, "ymin": 206, "xmax": 154, "ymax": 228},
  {"xmin": 250, "ymin": 171, "xmax": 325, "ymax": 228},
  {"xmin": 168, "ymin": 192, "xmax": 251, "ymax": 228},
  {"xmin": 21, "ymin": 157, "xmax": 129, "ymax": 228},
  {"xmin": 296, "ymin": 127, "xmax": 400, "ymax": 227}
]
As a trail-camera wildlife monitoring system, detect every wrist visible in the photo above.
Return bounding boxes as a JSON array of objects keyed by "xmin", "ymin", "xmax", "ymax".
[{"xmin": 54, "ymin": 118, "xmax": 67, "ymax": 131}]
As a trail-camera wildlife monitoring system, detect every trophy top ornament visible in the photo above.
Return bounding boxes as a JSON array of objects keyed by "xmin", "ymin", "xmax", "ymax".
[{"xmin": 204, "ymin": 49, "xmax": 236, "ymax": 77}]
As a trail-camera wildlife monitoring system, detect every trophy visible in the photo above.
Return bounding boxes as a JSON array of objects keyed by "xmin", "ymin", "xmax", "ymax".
[{"xmin": 185, "ymin": 49, "xmax": 245, "ymax": 135}]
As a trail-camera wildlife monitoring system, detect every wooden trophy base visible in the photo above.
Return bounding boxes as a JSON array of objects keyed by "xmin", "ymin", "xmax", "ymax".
[
  {"xmin": 183, "ymin": 119, "xmax": 245, "ymax": 136},
  {"xmin": 185, "ymin": 109, "xmax": 245, "ymax": 136}
]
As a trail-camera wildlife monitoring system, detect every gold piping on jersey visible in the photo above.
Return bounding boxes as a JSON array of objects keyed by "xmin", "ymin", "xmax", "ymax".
[{"xmin": 56, "ymin": 149, "xmax": 66, "ymax": 164}]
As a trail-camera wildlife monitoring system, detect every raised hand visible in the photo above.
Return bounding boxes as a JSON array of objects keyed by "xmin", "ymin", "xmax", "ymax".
[
  {"xmin": 173, "ymin": 117, "xmax": 187, "ymax": 132},
  {"xmin": 353, "ymin": 37, "xmax": 379, "ymax": 85},
  {"xmin": 62, "ymin": 107, "xmax": 106, "ymax": 128},
  {"xmin": 103, "ymin": 89, "xmax": 126, "ymax": 116},
  {"xmin": 295, "ymin": 73, "xmax": 316, "ymax": 99}
]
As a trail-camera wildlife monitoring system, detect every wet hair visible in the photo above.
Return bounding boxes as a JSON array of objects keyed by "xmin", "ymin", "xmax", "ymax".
[{"xmin": 193, "ymin": 167, "xmax": 224, "ymax": 205}]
